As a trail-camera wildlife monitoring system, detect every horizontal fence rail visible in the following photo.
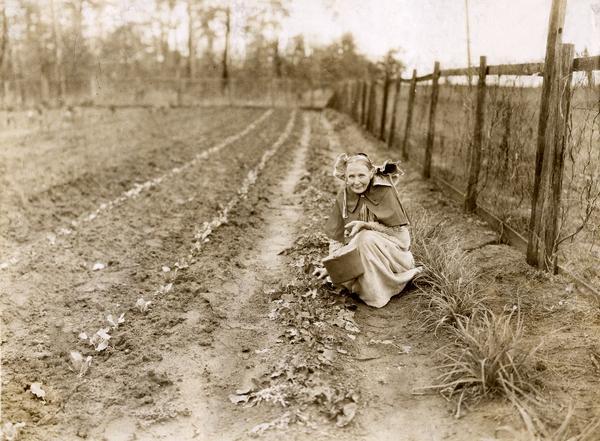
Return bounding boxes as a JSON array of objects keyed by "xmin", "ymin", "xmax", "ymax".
[{"xmin": 390, "ymin": 55, "xmax": 600, "ymax": 82}]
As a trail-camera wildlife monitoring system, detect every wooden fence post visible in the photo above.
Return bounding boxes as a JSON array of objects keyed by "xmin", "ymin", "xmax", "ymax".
[
  {"xmin": 356, "ymin": 82, "xmax": 362, "ymax": 122},
  {"xmin": 327, "ymin": 84, "xmax": 337, "ymax": 111},
  {"xmin": 352, "ymin": 81, "xmax": 360, "ymax": 121},
  {"xmin": 361, "ymin": 81, "xmax": 368, "ymax": 126},
  {"xmin": 367, "ymin": 80, "xmax": 377, "ymax": 134},
  {"xmin": 464, "ymin": 56, "xmax": 488, "ymax": 212},
  {"xmin": 423, "ymin": 61, "xmax": 440, "ymax": 179},
  {"xmin": 345, "ymin": 80, "xmax": 352, "ymax": 115},
  {"xmin": 40, "ymin": 75, "xmax": 50, "ymax": 103},
  {"xmin": 360, "ymin": 80, "xmax": 369, "ymax": 127},
  {"xmin": 402, "ymin": 69, "xmax": 417, "ymax": 160},
  {"xmin": 349, "ymin": 81, "xmax": 356, "ymax": 119},
  {"xmin": 527, "ymin": 42, "xmax": 575, "ymax": 271},
  {"xmin": 388, "ymin": 78, "xmax": 401, "ymax": 148},
  {"xmin": 371, "ymin": 81, "xmax": 379, "ymax": 135},
  {"xmin": 177, "ymin": 78, "xmax": 184, "ymax": 106},
  {"xmin": 356, "ymin": 81, "xmax": 362, "ymax": 122},
  {"xmin": 527, "ymin": 0, "xmax": 569, "ymax": 270},
  {"xmin": 367, "ymin": 81, "xmax": 376, "ymax": 133},
  {"xmin": 380, "ymin": 72, "xmax": 390, "ymax": 141}
]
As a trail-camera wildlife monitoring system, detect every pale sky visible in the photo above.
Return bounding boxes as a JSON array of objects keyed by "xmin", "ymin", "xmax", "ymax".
[
  {"xmin": 69, "ymin": 0, "xmax": 600, "ymax": 74},
  {"xmin": 278, "ymin": 0, "xmax": 600, "ymax": 73}
]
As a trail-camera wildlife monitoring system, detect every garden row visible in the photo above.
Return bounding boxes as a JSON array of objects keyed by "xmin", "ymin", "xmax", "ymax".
[
  {"xmin": 0, "ymin": 107, "xmax": 271, "ymax": 267},
  {"xmin": 0, "ymin": 108, "xmax": 301, "ymax": 440}
]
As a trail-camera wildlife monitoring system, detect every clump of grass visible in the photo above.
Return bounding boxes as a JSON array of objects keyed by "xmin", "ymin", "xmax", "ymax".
[
  {"xmin": 417, "ymin": 276, "xmax": 489, "ymax": 332},
  {"xmin": 408, "ymin": 204, "xmax": 487, "ymax": 330},
  {"xmin": 428, "ymin": 310, "xmax": 541, "ymax": 417}
]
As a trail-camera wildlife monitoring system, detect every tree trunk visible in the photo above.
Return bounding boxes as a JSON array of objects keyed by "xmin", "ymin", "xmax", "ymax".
[
  {"xmin": 0, "ymin": 3, "xmax": 8, "ymax": 72},
  {"xmin": 273, "ymin": 39, "xmax": 282, "ymax": 78},
  {"xmin": 221, "ymin": 7, "xmax": 230, "ymax": 91},
  {"xmin": 0, "ymin": 4, "xmax": 7, "ymax": 106},
  {"xmin": 50, "ymin": 0, "xmax": 66, "ymax": 102},
  {"xmin": 187, "ymin": 0, "xmax": 195, "ymax": 79}
]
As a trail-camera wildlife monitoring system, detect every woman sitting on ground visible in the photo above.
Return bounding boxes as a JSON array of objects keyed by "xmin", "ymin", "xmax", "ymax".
[{"xmin": 314, "ymin": 153, "xmax": 421, "ymax": 308}]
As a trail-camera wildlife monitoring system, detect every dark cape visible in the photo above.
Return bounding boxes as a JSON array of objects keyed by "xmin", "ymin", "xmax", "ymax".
[{"xmin": 324, "ymin": 175, "xmax": 410, "ymax": 243}]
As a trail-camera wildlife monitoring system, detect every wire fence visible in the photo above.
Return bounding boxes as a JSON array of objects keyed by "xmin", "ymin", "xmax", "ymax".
[{"xmin": 328, "ymin": 54, "xmax": 600, "ymax": 291}]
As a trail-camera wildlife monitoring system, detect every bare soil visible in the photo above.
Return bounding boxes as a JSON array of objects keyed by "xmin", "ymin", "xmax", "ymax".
[{"xmin": 1, "ymin": 107, "xmax": 598, "ymax": 441}]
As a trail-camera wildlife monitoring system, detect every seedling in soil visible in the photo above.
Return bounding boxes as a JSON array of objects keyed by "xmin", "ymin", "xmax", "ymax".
[
  {"xmin": 29, "ymin": 383, "xmax": 46, "ymax": 400},
  {"xmin": 0, "ymin": 422, "xmax": 26, "ymax": 441},
  {"xmin": 136, "ymin": 297, "xmax": 152, "ymax": 313},
  {"xmin": 82, "ymin": 328, "xmax": 111, "ymax": 352},
  {"xmin": 156, "ymin": 283, "xmax": 173, "ymax": 295},
  {"xmin": 106, "ymin": 313, "xmax": 125, "ymax": 329},
  {"xmin": 69, "ymin": 351, "xmax": 93, "ymax": 377},
  {"xmin": 174, "ymin": 261, "xmax": 189, "ymax": 270}
]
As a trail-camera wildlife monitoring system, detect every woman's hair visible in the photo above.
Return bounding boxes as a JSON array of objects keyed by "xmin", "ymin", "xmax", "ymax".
[{"xmin": 333, "ymin": 153, "xmax": 373, "ymax": 180}]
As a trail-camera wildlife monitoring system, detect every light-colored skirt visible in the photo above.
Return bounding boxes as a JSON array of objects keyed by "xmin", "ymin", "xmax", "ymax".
[{"xmin": 342, "ymin": 229, "xmax": 421, "ymax": 308}]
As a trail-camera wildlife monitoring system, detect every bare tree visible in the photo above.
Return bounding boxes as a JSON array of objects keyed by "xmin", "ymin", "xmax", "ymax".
[
  {"xmin": 222, "ymin": 6, "xmax": 230, "ymax": 88},
  {"xmin": 187, "ymin": 0, "xmax": 195, "ymax": 78},
  {"xmin": 50, "ymin": 0, "xmax": 66, "ymax": 100}
]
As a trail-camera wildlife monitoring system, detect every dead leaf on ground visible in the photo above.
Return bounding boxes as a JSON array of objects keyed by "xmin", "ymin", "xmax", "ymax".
[
  {"xmin": 92, "ymin": 262, "xmax": 105, "ymax": 271},
  {"xmin": 336, "ymin": 402, "xmax": 357, "ymax": 427},
  {"xmin": 136, "ymin": 297, "xmax": 151, "ymax": 312},
  {"xmin": 1, "ymin": 422, "xmax": 26, "ymax": 441},
  {"xmin": 30, "ymin": 383, "xmax": 46, "ymax": 400},
  {"xmin": 228, "ymin": 393, "xmax": 250, "ymax": 404}
]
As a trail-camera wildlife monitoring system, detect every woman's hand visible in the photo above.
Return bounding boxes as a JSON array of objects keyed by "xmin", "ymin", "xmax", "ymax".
[
  {"xmin": 312, "ymin": 266, "xmax": 332, "ymax": 284},
  {"xmin": 344, "ymin": 220, "xmax": 370, "ymax": 238}
]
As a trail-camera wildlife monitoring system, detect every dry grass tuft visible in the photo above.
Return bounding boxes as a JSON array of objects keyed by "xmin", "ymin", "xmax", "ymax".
[
  {"xmin": 417, "ymin": 278, "xmax": 489, "ymax": 332},
  {"xmin": 409, "ymin": 205, "xmax": 487, "ymax": 330},
  {"xmin": 427, "ymin": 310, "xmax": 541, "ymax": 417}
]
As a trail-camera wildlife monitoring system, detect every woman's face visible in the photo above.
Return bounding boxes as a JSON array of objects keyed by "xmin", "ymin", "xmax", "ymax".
[{"xmin": 345, "ymin": 161, "xmax": 372, "ymax": 194}]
